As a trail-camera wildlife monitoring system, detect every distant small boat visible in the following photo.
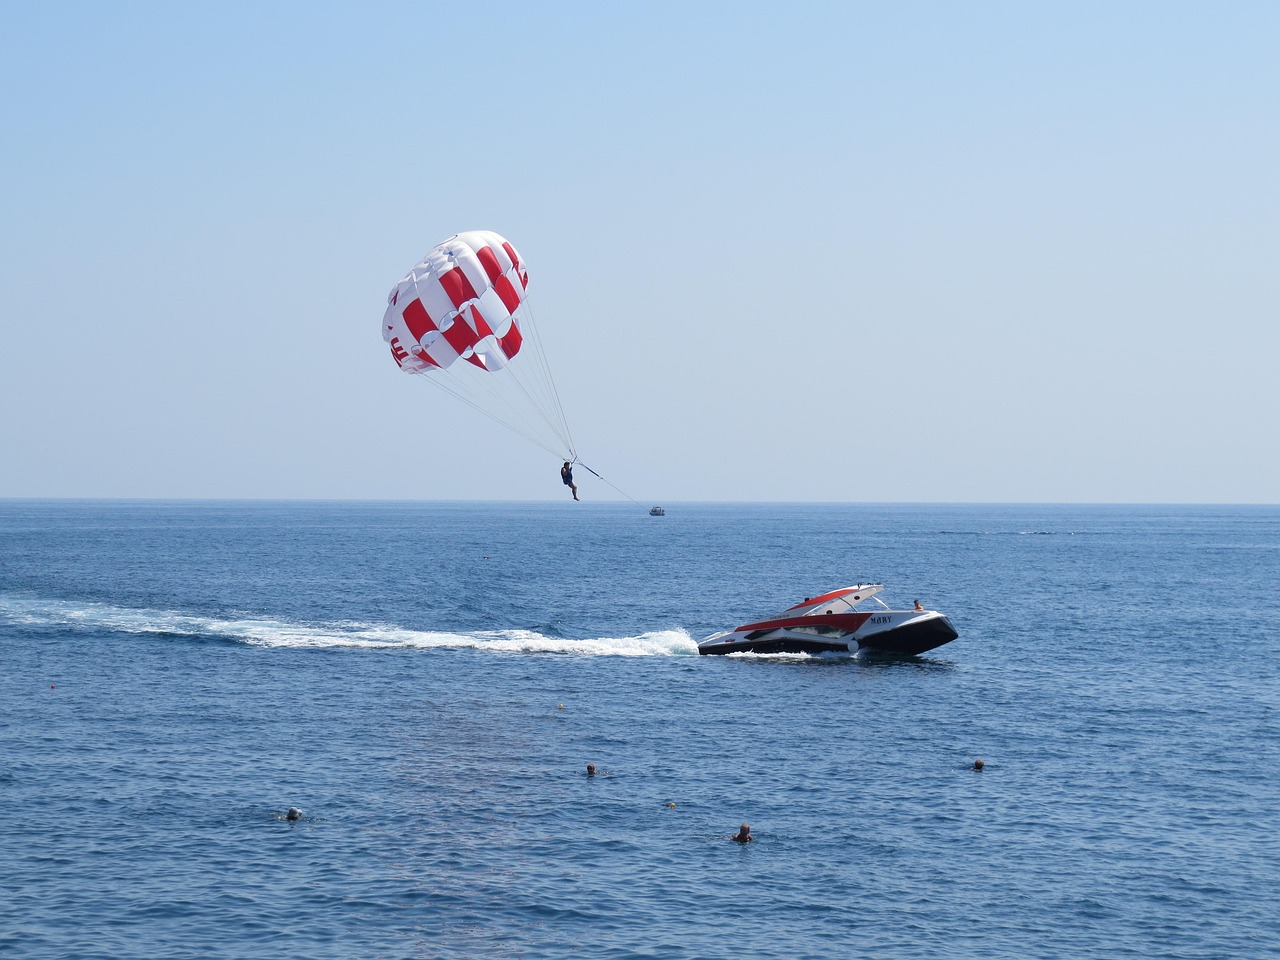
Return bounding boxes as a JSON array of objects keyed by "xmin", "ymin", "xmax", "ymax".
[
  {"xmin": 649, "ymin": 506, "xmax": 666, "ymax": 516},
  {"xmin": 698, "ymin": 584, "xmax": 957, "ymax": 657}
]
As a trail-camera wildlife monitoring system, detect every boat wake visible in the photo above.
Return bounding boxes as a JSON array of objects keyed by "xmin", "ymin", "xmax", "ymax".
[{"xmin": 0, "ymin": 595, "xmax": 698, "ymax": 657}]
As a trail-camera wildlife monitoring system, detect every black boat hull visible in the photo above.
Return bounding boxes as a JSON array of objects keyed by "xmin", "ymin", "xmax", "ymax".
[
  {"xmin": 698, "ymin": 615, "xmax": 958, "ymax": 657},
  {"xmin": 857, "ymin": 615, "xmax": 958, "ymax": 657}
]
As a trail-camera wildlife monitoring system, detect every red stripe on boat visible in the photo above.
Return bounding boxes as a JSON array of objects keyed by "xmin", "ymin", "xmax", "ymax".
[
  {"xmin": 735, "ymin": 612, "xmax": 873, "ymax": 633},
  {"xmin": 785, "ymin": 588, "xmax": 861, "ymax": 611}
]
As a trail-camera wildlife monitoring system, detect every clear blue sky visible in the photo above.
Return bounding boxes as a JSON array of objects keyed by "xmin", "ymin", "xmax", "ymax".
[{"xmin": 2, "ymin": 1, "xmax": 1276, "ymax": 502}]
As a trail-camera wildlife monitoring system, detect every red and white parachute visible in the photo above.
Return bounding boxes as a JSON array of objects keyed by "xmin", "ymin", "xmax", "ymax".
[{"xmin": 382, "ymin": 231, "xmax": 576, "ymax": 459}]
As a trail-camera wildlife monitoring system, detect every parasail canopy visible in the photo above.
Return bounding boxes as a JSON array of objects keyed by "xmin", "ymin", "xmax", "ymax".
[
  {"xmin": 382, "ymin": 231, "xmax": 575, "ymax": 459},
  {"xmin": 383, "ymin": 230, "xmax": 528, "ymax": 375}
]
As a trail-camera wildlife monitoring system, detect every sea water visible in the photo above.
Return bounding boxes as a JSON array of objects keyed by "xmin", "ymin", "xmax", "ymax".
[{"xmin": 1, "ymin": 501, "xmax": 1278, "ymax": 959}]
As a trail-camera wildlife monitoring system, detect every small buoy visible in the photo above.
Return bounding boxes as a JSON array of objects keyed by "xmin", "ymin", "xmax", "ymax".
[
  {"xmin": 50, "ymin": 685, "xmax": 56, "ymax": 689},
  {"xmin": 557, "ymin": 703, "xmax": 564, "ymax": 710}
]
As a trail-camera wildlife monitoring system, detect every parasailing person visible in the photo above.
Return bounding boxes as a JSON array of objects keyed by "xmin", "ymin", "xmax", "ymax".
[
  {"xmin": 381, "ymin": 230, "xmax": 634, "ymax": 506},
  {"xmin": 561, "ymin": 461, "xmax": 579, "ymax": 501}
]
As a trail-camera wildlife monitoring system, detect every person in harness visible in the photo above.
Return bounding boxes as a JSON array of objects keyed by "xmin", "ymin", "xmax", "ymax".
[{"xmin": 561, "ymin": 461, "xmax": 579, "ymax": 501}]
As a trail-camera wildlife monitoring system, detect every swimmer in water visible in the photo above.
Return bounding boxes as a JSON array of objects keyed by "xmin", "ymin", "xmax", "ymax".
[
  {"xmin": 286, "ymin": 807, "xmax": 303, "ymax": 821},
  {"xmin": 731, "ymin": 823, "xmax": 753, "ymax": 843},
  {"xmin": 586, "ymin": 763, "xmax": 596, "ymax": 777}
]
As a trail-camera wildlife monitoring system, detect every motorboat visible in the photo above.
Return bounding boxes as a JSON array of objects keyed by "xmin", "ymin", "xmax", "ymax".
[{"xmin": 697, "ymin": 584, "xmax": 958, "ymax": 657}]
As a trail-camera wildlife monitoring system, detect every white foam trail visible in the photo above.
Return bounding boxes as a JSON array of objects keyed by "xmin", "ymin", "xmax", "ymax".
[
  {"xmin": 719, "ymin": 647, "xmax": 863, "ymax": 661},
  {"xmin": 0, "ymin": 595, "xmax": 698, "ymax": 657}
]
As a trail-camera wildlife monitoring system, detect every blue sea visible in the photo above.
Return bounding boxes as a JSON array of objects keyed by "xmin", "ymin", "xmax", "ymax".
[{"xmin": 2, "ymin": 500, "xmax": 1278, "ymax": 959}]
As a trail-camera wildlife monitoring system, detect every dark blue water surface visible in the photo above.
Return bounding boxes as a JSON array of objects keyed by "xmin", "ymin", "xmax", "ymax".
[{"xmin": 2, "ymin": 501, "xmax": 1278, "ymax": 959}]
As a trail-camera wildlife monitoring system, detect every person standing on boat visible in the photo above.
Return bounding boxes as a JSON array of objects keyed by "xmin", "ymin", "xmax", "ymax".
[{"xmin": 561, "ymin": 461, "xmax": 579, "ymax": 501}]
